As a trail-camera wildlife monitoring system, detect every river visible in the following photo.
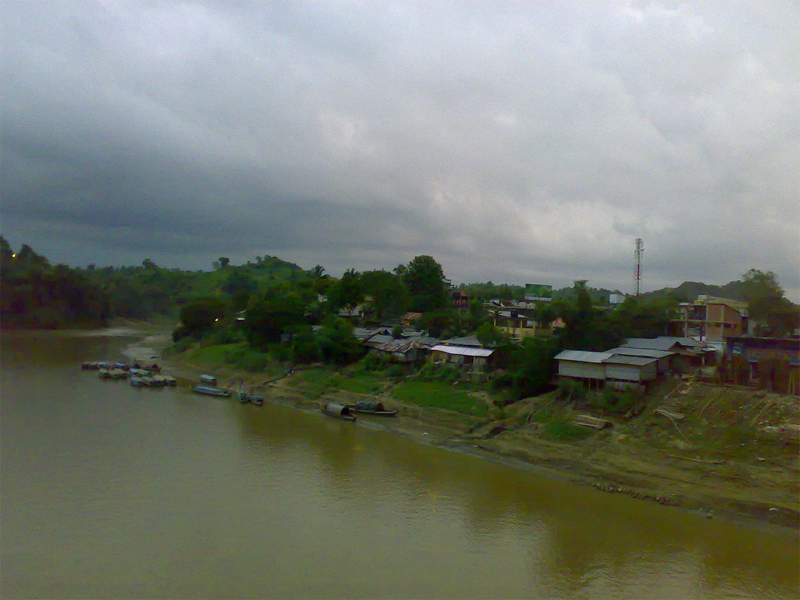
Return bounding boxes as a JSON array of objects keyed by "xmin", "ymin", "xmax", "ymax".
[{"xmin": 1, "ymin": 329, "xmax": 798, "ymax": 599}]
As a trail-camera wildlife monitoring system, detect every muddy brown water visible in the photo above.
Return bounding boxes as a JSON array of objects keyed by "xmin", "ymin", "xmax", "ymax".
[{"xmin": 2, "ymin": 330, "xmax": 798, "ymax": 599}]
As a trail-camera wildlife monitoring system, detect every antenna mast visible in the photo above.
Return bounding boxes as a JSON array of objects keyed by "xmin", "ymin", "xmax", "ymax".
[{"xmin": 634, "ymin": 238, "xmax": 644, "ymax": 297}]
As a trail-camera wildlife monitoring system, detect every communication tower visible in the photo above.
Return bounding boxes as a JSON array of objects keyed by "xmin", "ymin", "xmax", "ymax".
[{"xmin": 634, "ymin": 238, "xmax": 644, "ymax": 296}]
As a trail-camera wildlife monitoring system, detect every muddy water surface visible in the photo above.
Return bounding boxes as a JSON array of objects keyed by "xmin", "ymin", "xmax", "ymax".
[{"xmin": 2, "ymin": 330, "xmax": 797, "ymax": 599}]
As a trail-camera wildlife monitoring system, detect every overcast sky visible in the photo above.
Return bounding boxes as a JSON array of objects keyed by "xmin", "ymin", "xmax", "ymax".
[{"xmin": 2, "ymin": 1, "xmax": 798, "ymax": 298}]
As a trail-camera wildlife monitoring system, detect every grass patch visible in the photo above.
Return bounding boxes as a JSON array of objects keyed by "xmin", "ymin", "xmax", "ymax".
[
  {"xmin": 294, "ymin": 368, "xmax": 338, "ymax": 398},
  {"xmin": 337, "ymin": 373, "xmax": 387, "ymax": 395},
  {"xmin": 542, "ymin": 417, "xmax": 594, "ymax": 442},
  {"xmin": 393, "ymin": 381, "xmax": 488, "ymax": 417},
  {"xmin": 186, "ymin": 343, "xmax": 241, "ymax": 366}
]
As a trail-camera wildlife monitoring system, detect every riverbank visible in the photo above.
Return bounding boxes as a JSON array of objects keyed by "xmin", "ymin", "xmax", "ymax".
[{"xmin": 121, "ymin": 323, "xmax": 800, "ymax": 536}]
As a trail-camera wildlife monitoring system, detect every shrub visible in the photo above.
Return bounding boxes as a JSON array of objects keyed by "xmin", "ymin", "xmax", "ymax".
[
  {"xmin": 202, "ymin": 326, "xmax": 243, "ymax": 347},
  {"xmin": 557, "ymin": 378, "xmax": 587, "ymax": 402},
  {"xmin": 594, "ymin": 388, "xmax": 638, "ymax": 415},
  {"xmin": 417, "ymin": 362, "xmax": 461, "ymax": 383},
  {"xmin": 171, "ymin": 335, "xmax": 195, "ymax": 354},
  {"xmin": 385, "ymin": 364, "xmax": 406, "ymax": 378}
]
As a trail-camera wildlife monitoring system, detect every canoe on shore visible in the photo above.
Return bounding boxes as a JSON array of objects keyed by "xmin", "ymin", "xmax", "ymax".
[
  {"xmin": 346, "ymin": 401, "xmax": 398, "ymax": 417},
  {"xmin": 322, "ymin": 402, "xmax": 356, "ymax": 422},
  {"xmin": 192, "ymin": 385, "xmax": 231, "ymax": 398}
]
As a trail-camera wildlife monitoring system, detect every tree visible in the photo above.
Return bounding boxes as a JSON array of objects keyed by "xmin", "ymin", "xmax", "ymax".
[
  {"xmin": 612, "ymin": 295, "xmax": 674, "ymax": 339},
  {"xmin": 467, "ymin": 298, "xmax": 489, "ymax": 330},
  {"xmin": 315, "ymin": 318, "xmax": 363, "ymax": 364},
  {"xmin": 175, "ymin": 297, "xmax": 226, "ymax": 340},
  {"xmin": 557, "ymin": 280, "xmax": 622, "ymax": 351},
  {"xmin": 330, "ymin": 268, "xmax": 363, "ymax": 310},
  {"xmin": 404, "ymin": 255, "xmax": 447, "ymax": 312},
  {"xmin": 741, "ymin": 269, "xmax": 798, "ymax": 336},
  {"xmin": 419, "ymin": 309, "xmax": 454, "ymax": 337},
  {"xmin": 310, "ymin": 265, "xmax": 327, "ymax": 280},
  {"xmin": 475, "ymin": 322, "xmax": 509, "ymax": 347},
  {"xmin": 243, "ymin": 290, "xmax": 307, "ymax": 349},
  {"xmin": 222, "ymin": 270, "xmax": 258, "ymax": 310},
  {"xmin": 361, "ymin": 269, "xmax": 410, "ymax": 318}
]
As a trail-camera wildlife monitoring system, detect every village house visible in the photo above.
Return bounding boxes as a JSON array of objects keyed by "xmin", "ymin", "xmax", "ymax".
[
  {"xmin": 621, "ymin": 336, "xmax": 710, "ymax": 369},
  {"xmin": 429, "ymin": 344, "xmax": 495, "ymax": 372},
  {"xmin": 606, "ymin": 346, "xmax": 674, "ymax": 376},
  {"xmin": 554, "ymin": 349, "xmax": 659, "ymax": 391}
]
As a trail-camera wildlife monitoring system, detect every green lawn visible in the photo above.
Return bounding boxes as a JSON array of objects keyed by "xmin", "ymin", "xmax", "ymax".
[
  {"xmin": 393, "ymin": 381, "xmax": 489, "ymax": 417},
  {"xmin": 336, "ymin": 373, "xmax": 387, "ymax": 395}
]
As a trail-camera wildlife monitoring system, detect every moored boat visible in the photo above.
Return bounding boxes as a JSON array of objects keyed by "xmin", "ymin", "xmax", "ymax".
[
  {"xmin": 237, "ymin": 382, "xmax": 264, "ymax": 406},
  {"xmin": 192, "ymin": 385, "xmax": 231, "ymax": 398},
  {"xmin": 200, "ymin": 374, "xmax": 218, "ymax": 386},
  {"xmin": 99, "ymin": 368, "xmax": 128, "ymax": 380},
  {"xmin": 248, "ymin": 394, "xmax": 264, "ymax": 406},
  {"xmin": 346, "ymin": 401, "xmax": 398, "ymax": 417},
  {"xmin": 132, "ymin": 375, "xmax": 160, "ymax": 387},
  {"xmin": 322, "ymin": 402, "xmax": 356, "ymax": 422}
]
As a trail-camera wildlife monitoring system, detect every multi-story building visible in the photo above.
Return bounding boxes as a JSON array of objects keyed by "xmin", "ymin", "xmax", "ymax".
[{"xmin": 671, "ymin": 295, "xmax": 748, "ymax": 343}]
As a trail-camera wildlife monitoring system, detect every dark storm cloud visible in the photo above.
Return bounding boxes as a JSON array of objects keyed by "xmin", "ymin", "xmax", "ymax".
[{"xmin": 1, "ymin": 1, "xmax": 798, "ymax": 297}]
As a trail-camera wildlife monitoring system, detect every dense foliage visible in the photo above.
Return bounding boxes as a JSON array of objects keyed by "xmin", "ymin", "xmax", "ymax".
[
  {"xmin": 4, "ymin": 239, "xmax": 796, "ymax": 403},
  {"xmin": 1, "ymin": 237, "xmax": 108, "ymax": 328}
]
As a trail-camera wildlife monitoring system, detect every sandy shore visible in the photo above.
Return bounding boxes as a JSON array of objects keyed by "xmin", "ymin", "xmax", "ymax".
[{"xmin": 120, "ymin": 324, "xmax": 800, "ymax": 536}]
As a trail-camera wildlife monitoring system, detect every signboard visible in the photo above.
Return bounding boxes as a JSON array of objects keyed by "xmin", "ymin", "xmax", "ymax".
[{"xmin": 525, "ymin": 283, "xmax": 552, "ymax": 302}]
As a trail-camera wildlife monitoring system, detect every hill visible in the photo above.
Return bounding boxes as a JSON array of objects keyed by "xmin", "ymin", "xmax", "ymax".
[{"xmin": 640, "ymin": 280, "xmax": 746, "ymax": 303}]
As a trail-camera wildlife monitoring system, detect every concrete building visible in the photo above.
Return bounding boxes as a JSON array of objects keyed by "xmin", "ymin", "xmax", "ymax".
[{"xmin": 671, "ymin": 295, "xmax": 748, "ymax": 342}]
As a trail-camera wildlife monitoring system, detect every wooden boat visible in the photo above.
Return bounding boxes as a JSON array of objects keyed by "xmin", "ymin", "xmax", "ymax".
[
  {"xmin": 322, "ymin": 402, "xmax": 356, "ymax": 422},
  {"xmin": 200, "ymin": 374, "xmax": 218, "ymax": 386},
  {"xmin": 346, "ymin": 401, "xmax": 398, "ymax": 417},
  {"xmin": 130, "ymin": 375, "xmax": 157, "ymax": 387},
  {"xmin": 83, "ymin": 361, "xmax": 109, "ymax": 370},
  {"xmin": 99, "ymin": 368, "xmax": 128, "ymax": 380},
  {"xmin": 240, "ymin": 393, "xmax": 264, "ymax": 406},
  {"xmin": 192, "ymin": 385, "xmax": 231, "ymax": 398}
]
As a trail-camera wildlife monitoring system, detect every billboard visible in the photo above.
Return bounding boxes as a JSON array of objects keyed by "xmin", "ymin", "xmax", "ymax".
[{"xmin": 525, "ymin": 283, "xmax": 552, "ymax": 302}]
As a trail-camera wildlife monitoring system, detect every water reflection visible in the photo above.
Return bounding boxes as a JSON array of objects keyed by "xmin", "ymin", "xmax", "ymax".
[
  {"xmin": 234, "ymin": 391, "xmax": 799, "ymax": 599},
  {"xmin": 3, "ymin": 330, "xmax": 798, "ymax": 600}
]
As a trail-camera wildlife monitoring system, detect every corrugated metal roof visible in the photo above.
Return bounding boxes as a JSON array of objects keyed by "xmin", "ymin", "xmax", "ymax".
[
  {"xmin": 603, "ymin": 355, "xmax": 658, "ymax": 366},
  {"xmin": 364, "ymin": 334, "xmax": 395, "ymax": 346},
  {"xmin": 373, "ymin": 339, "xmax": 420, "ymax": 353},
  {"xmin": 554, "ymin": 350, "xmax": 613, "ymax": 363},
  {"xmin": 431, "ymin": 345, "xmax": 494, "ymax": 358},
  {"xmin": 440, "ymin": 335, "xmax": 484, "ymax": 348},
  {"xmin": 622, "ymin": 337, "xmax": 699, "ymax": 351},
  {"xmin": 607, "ymin": 347, "xmax": 674, "ymax": 358}
]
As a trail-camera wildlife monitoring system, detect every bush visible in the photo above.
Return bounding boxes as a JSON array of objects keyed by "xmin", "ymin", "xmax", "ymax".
[
  {"xmin": 201, "ymin": 326, "xmax": 243, "ymax": 347},
  {"xmin": 385, "ymin": 364, "xmax": 406, "ymax": 378},
  {"xmin": 417, "ymin": 362, "xmax": 461, "ymax": 383},
  {"xmin": 171, "ymin": 335, "xmax": 195, "ymax": 354},
  {"xmin": 557, "ymin": 378, "xmax": 587, "ymax": 402},
  {"xmin": 269, "ymin": 342, "xmax": 292, "ymax": 363},
  {"xmin": 594, "ymin": 388, "xmax": 638, "ymax": 415}
]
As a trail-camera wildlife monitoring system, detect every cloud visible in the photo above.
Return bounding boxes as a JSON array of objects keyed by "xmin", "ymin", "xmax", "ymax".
[{"xmin": 2, "ymin": 0, "xmax": 798, "ymax": 299}]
